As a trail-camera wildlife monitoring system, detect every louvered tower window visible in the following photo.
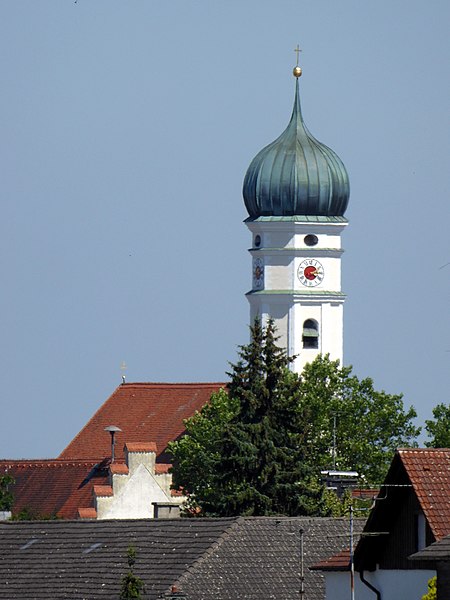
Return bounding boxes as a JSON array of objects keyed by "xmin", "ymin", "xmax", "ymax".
[{"xmin": 302, "ymin": 319, "xmax": 319, "ymax": 349}]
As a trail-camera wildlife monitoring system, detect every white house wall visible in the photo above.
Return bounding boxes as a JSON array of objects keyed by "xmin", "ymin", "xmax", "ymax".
[
  {"xmin": 324, "ymin": 568, "xmax": 436, "ymax": 600},
  {"xmin": 97, "ymin": 463, "xmax": 171, "ymax": 519}
]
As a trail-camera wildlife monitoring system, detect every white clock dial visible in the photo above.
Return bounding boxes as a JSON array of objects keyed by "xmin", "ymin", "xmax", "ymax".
[{"xmin": 297, "ymin": 259, "xmax": 324, "ymax": 287}]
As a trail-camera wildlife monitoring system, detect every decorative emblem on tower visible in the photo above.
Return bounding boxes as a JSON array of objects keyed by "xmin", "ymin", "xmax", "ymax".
[{"xmin": 253, "ymin": 257, "xmax": 264, "ymax": 290}]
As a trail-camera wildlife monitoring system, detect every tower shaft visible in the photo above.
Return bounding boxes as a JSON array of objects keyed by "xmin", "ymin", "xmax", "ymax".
[{"xmin": 246, "ymin": 216, "xmax": 346, "ymax": 372}]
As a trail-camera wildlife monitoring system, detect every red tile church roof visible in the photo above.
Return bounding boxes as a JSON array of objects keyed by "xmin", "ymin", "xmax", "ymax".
[
  {"xmin": 2, "ymin": 383, "xmax": 224, "ymax": 519},
  {"xmin": 59, "ymin": 382, "xmax": 225, "ymax": 462},
  {"xmin": 0, "ymin": 459, "xmax": 109, "ymax": 519}
]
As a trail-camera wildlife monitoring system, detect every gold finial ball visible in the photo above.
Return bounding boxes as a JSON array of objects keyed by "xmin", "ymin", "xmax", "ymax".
[{"xmin": 293, "ymin": 66, "xmax": 302, "ymax": 78}]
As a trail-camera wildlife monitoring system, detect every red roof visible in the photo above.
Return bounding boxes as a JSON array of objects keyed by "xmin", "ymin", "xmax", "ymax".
[
  {"xmin": 59, "ymin": 382, "xmax": 225, "ymax": 462},
  {"xmin": 311, "ymin": 548, "xmax": 351, "ymax": 571},
  {"xmin": 398, "ymin": 448, "xmax": 450, "ymax": 539},
  {"xmin": 93, "ymin": 485, "xmax": 113, "ymax": 497},
  {"xmin": 126, "ymin": 442, "xmax": 157, "ymax": 453},
  {"xmin": 0, "ymin": 459, "xmax": 109, "ymax": 519},
  {"xmin": 2, "ymin": 383, "xmax": 223, "ymax": 520},
  {"xmin": 78, "ymin": 507, "xmax": 97, "ymax": 519},
  {"xmin": 351, "ymin": 488, "xmax": 379, "ymax": 500}
]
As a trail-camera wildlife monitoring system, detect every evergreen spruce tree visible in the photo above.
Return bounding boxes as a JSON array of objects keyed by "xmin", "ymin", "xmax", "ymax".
[
  {"xmin": 120, "ymin": 546, "xmax": 145, "ymax": 600},
  {"xmin": 171, "ymin": 319, "xmax": 323, "ymax": 517}
]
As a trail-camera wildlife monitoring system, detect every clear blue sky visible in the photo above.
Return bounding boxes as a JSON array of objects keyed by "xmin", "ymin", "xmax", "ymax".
[{"xmin": 1, "ymin": 1, "xmax": 449, "ymax": 458}]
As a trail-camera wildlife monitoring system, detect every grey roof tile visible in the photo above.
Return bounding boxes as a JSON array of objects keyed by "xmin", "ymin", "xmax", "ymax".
[
  {"xmin": 410, "ymin": 534, "xmax": 450, "ymax": 562},
  {"xmin": 176, "ymin": 517, "xmax": 364, "ymax": 600},
  {"xmin": 0, "ymin": 517, "xmax": 364, "ymax": 600}
]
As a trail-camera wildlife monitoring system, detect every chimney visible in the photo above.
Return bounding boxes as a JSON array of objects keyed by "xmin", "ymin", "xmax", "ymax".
[
  {"xmin": 162, "ymin": 585, "xmax": 188, "ymax": 598},
  {"xmin": 152, "ymin": 502, "xmax": 181, "ymax": 519}
]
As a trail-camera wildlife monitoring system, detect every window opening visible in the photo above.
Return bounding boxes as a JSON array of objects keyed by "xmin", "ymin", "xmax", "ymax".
[{"xmin": 302, "ymin": 319, "xmax": 319, "ymax": 349}]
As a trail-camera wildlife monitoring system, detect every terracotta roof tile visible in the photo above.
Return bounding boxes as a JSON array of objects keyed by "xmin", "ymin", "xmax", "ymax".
[
  {"xmin": 59, "ymin": 382, "xmax": 226, "ymax": 462},
  {"xmin": 125, "ymin": 442, "xmax": 157, "ymax": 453},
  {"xmin": 109, "ymin": 463, "xmax": 129, "ymax": 475},
  {"xmin": 93, "ymin": 485, "xmax": 113, "ymax": 497},
  {"xmin": 310, "ymin": 548, "xmax": 351, "ymax": 571},
  {"xmin": 77, "ymin": 507, "xmax": 97, "ymax": 519},
  {"xmin": 155, "ymin": 463, "xmax": 171, "ymax": 474},
  {"xmin": 0, "ymin": 460, "xmax": 110, "ymax": 519},
  {"xmin": 399, "ymin": 448, "xmax": 450, "ymax": 539},
  {"xmin": 352, "ymin": 488, "xmax": 379, "ymax": 500},
  {"xmin": 3, "ymin": 383, "xmax": 225, "ymax": 520}
]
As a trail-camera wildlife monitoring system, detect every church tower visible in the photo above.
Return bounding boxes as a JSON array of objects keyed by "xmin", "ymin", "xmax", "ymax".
[{"xmin": 242, "ymin": 60, "xmax": 350, "ymax": 373}]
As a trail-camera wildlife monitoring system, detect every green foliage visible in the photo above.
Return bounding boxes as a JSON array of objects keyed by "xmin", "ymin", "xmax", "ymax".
[
  {"xmin": 120, "ymin": 546, "xmax": 145, "ymax": 600},
  {"xmin": 170, "ymin": 320, "xmax": 420, "ymax": 517},
  {"xmin": 170, "ymin": 319, "xmax": 324, "ymax": 516},
  {"xmin": 425, "ymin": 403, "xmax": 450, "ymax": 447},
  {"xmin": 322, "ymin": 489, "xmax": 373, "ymax": 518},
  {"xmin": 168, "ymin": 388, "xmax": 239, "ymax": 513},
  {"xmin": 297, "ymin": 354, "xmax": 420, "ymax": 484},
  {"xmin": 0, "ymin": 475, "xmax": 14, "ymax": 511},
  {"xmin": 421, "ymin": 575, "xmax": 437, "ymax": 600},
  {"xmin": 11, "ymin": 506, "xmax": 59, "ymax": 521}
]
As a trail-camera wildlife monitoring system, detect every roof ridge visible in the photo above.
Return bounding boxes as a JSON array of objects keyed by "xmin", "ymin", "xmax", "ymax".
[
  {"xmin": 120, "ymin": 382, "xmax": 228, "ymax": 387},
  {"xmin": 169, "ymin": 517, "xmax": 242, "ymax": 592},
  {"xmin": 398, "ymin": 447, "xmax": 450, "ymax": 453},
  {"xmin": 0, "ymin": 459, "xmax": 100, "ymax": 467}
]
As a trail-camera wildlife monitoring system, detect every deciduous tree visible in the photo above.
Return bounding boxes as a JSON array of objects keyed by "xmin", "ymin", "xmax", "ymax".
[
  {"xmin": 0, "ymin": 474, "xmax": 14, "ymax": 511},
  {"xmin": 170, "ymin": 321, "xmax": 420, "ymax": 516},
  {"xmin": 425, "ymin": 403, "xmax": 450, "ymax": 448}
]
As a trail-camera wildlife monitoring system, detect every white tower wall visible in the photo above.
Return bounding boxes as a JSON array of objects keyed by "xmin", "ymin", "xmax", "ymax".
[{"xmin": 247, "ymin": 218, "xmax": 346, "ymax": 373}]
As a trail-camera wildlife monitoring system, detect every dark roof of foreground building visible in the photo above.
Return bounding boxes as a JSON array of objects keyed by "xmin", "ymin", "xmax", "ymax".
[
  {"xmin": 0, "ymin": 516, "xmax": 363, "ymax": 600},
  {"xmin": 59, "ymin": 382, "xmax": 225, "ymax": 462},
  {"xmin": 410, "ymin": 534, "xmax": 450, "ymax": 562},
  {"xmin": 353, "ymin": 448, "xmax": 450, "ymax": 572}
]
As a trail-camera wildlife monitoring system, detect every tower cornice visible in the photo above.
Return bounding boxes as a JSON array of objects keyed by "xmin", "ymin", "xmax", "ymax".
[
  {"xmin": 246, "ymin": 290, "xmax": 346, "ymax": 301},
  {"xmin": 249, "ymin": 247, "xmax": 344, "ymax": 258},
  {"xmin": 245, "ymin": 215, "xmax": 348, "ymax": 224}
]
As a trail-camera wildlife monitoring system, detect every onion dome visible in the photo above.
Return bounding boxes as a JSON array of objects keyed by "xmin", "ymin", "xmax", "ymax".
[{"xmin": 243, "ymin": 70, "xmax": 350, "ymax": 218}]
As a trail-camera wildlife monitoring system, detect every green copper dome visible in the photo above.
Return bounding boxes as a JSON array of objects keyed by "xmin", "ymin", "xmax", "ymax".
[{"xmin": 243, "ymin": 78, "xmax": 350, "ymax": 218}]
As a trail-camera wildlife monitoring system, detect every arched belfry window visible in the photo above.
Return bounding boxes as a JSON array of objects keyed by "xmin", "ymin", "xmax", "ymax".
[{"xmin": 302, "ymin": 319, "xmax": 319, "ymax": 349}]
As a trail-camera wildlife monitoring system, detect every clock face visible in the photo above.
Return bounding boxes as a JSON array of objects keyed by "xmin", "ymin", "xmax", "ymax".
[
  {"xmin": 253, "ymin": 258, "xmax": 264, "ymax": 290},
  {"xmin": 297, "ymin": 259, "xmax": 324, "ymax": 287}
]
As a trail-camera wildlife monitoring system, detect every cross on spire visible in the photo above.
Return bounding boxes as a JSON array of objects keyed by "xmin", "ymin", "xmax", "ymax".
[{"xmin": 294, "ymin": 44, "xmax": 302, "ymax": 66}]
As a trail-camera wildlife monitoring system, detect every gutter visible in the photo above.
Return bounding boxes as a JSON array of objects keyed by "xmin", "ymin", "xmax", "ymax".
[{"xmin": 360, "ymin": 571, "xmax": 381, "ymax": 600}]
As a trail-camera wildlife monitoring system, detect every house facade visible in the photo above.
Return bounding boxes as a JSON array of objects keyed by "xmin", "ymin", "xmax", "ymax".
[{"xmin": 315, "ymin": 448, "xmax": 450, "ymax": 600}]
